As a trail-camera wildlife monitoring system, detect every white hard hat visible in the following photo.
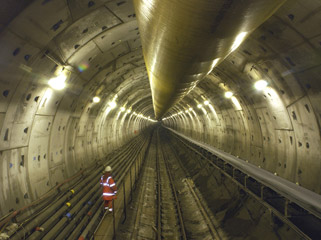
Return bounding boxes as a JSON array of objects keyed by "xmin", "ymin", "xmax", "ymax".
[{"xmin": 104, "ymin": 166, "xmax": 112, "ymax": 172}]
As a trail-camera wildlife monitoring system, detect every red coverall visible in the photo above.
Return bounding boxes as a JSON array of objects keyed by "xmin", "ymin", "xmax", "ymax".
[{"xmin": 100, "ymin": 172, "xmax": 117, "ymax": 211}]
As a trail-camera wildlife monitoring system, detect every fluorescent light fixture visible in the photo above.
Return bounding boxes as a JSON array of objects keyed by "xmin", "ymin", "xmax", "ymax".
[
  {"xmin": 93, "ymin": 96, "xmax": 100, "ymax": 103},
  {"xmin": 127, "ymin": 109, "xmax": 131, "ymax": 113},
  {"xmin": 109, "ymin": 101, "xmax": 116, "ymax": 109},
  {"xmin": 120, "ymin": 107, "xmax": 125, "ymax": 112},
  {"xmin": 48, "ymin": 73, "xmax": 67, "ymax": 90},
  {"xmin": 254, "ymin": 80, "xmax": 268, "ymax": 91},
  {"xmin": 225, "ymin": 91, "xmax": 233, "ymax": 98},
  {"xmin": 189, "ymin": 108, "xmax": 193, "ymax": 111},
  {"xmin": 204, "ymin": 100, "xmax": 209, "ymax": 105},
  {"xmin": 197, "ymin": 104, "xmax": 202, "ymax": 108},
  {"xmin": 185, "ymin": 110, "xmax": 188, "ymax": 113}
]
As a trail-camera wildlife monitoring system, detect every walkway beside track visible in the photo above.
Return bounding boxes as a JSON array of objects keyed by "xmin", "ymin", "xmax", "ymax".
[{"xmin": 6, "ymin": 131, "xmax": 152, "ymax": 240}]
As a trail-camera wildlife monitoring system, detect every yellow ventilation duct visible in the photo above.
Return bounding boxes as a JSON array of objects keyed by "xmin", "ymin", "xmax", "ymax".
[{"xmin": 134, "ymin": 0, "xmax": 286, "ymax": 119}]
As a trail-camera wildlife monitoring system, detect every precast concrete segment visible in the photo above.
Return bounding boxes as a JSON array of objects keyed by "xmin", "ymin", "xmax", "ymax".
[
  {"xmin": 5, "ymin": 132, "xmax": 150, "ymax": 239},
  {"xmin": 168, "ymin": 127, "xmax": 321, "ymax": 239},
  {"xmin": 165, "ymin": 130, "xmax": 302, "ymax": 239},
  {"xmin": 133, "ymin": 0, "xmax": 287, "ymax": 119},
  {"xmin": 168, "ymin": 128, "xmax": 321, "ymax": 220}
]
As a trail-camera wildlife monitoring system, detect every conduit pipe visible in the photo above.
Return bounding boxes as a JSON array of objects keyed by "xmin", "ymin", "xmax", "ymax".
[{"xmin": 133, "ymin": 0, "xmax": 286, "ymax": 119}]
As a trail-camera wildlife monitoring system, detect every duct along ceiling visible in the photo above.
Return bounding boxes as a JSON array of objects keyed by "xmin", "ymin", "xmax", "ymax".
[
  {"xmin": 1, "ymin": 0, "xmax": 321, "ymax": 217},
  {"xmin": 133, "ymin": 0, "xmax": 287, "ymax": 119}
]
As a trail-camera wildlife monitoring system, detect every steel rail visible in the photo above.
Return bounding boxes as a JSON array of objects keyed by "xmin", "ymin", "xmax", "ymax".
[
  {"xmin": 183, "ymin": 178, "xmax": 221, "ymax": 240},
  {"xmin": 165, "ymin": 133, "xmax": 222, "ymax": 240},
  {"xmin": 130, "ymin": 132, "xmax": 157, "ymax": 239},
  {"xmin": 155, "ymin": 131, "xmax": 162, "ymax": 240},
  {"xmin": 158, "ymin": 132, "xmax": 188, "ymax": 240},
  {"xmin": 130, "ymin": 178, "xmax": 148, "ymax": 239}
]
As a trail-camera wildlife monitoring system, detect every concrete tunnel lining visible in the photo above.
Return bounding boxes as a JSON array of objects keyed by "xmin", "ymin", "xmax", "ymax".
[{"xmin": 0, "ymin": 0, "xmax": 321, "ymax": 238}]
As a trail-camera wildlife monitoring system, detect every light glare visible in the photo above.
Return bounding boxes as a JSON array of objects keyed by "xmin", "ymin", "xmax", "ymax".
[
  {"xmin": 204, "ymin": 100, "xmax": 209, "ymax": 105},
  {"xmin": 254, "ymin": 80, "xmax": 268, "ymax": 90},
  {"xmin": 231, "ymin": 32, "xmax": 247, "ymax": 52},
  {"xmin": 93, "ymin": 96, "xmax": 100, "ymax": 103},
  {"xmin": 225, "ymin": 91, "xmax": 233, "ymax": 98},
  {"xmin": 120, "ymin": 107, "xmax": 125, "ymax": 112},
  {"xmin": 109, "ymin": 101, "xmax": 116, "ymax": 109},
  {"xmin": 48, "ymin": 74, "xmax": 67, "ymax": 90}
]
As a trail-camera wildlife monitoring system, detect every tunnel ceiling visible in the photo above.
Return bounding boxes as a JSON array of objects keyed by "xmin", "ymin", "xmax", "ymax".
[
  {"xmin": 1, "ymin": 0, "xmax": 155, "ymax": 119},
  {"xmin": 163, "ymin": 0, "xmax": 321, "ymax": 121},
  {"xmin": 1, "ymin": 0, "xmax": 320, "ymax": 122}
]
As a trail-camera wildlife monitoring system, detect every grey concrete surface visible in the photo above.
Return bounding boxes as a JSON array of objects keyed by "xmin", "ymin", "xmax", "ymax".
[{"xmin": 0, "ymin": 0, "xmax": 320, "ymax": 224}]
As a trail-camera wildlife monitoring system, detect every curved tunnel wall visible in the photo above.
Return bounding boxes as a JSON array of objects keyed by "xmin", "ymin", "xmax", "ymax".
[
  {"xmin": 0, "ymin": 80, "xmax": 153, "ymax": 216},
  {"xmin": 0, "ymin": 0, "xmax": 156, "ymax": 217},
  {"xmin": 163, "ymin": 1, "xmax": 321, "ymax": 194},
  {"xmin": 0, "ymin": 0, "xmax": 320, "ymax": 220}
]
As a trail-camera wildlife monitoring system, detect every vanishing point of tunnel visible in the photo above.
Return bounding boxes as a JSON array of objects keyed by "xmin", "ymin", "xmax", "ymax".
[{"xmin": 0, "ymin": 0, "xmax": 321, "ymax": 239}]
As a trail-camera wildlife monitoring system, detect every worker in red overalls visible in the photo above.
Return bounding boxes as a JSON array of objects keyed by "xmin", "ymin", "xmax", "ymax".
[{"xmin": 100, "ymin": 166, "xmax": 117, "ymax": 212}]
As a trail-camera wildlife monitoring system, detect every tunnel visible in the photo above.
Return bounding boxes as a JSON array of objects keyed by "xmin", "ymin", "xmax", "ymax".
[{"xmin": 0, "ymin": 0, "xmax": 321, "ymax": 239}]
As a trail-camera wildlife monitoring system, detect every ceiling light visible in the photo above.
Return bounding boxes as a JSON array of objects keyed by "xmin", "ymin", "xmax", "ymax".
[
  {"xmin": 48, "ymin": 73, "xmax": 67, "ymax": 90},
  {"xmin": 127, "ymin": 109, "xmax": 131, "ymax": 113},
  {"xmin": 185, "ymin": 110, "xmax": 188, "ymax": 113},
  {"xmin": 197, "ymin": 104, "xmax": 202, "ymax": 108},
  {"xmin": 120, "ymin": 107, "xmax": 125, "ymax": 112},
  {"xmin": 254, "ymin": 80, "xmax": 268, "ymax": 90},
  {"xmin": 204, "ymin": 100, "xmax": 209, "ymax": 105},
  {"xmin": 93, "ymin": 96, "xmax": 100, "ymax": 103},
  {"xmin": 225, "ymin": 91, "xmax": 233, "ymax": 98},
  {"xmin": 109, "ymin": 101, "xmax": 116, "ymax": 109},
  {"xmin": 189, "ymin": 107, "xmax": 193, "ymax": 111}
]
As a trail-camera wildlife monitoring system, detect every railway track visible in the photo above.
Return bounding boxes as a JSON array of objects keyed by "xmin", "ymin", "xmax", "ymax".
[{"xmin": 116, "ymin": 128, "xmax": 223, "ymax": 239}]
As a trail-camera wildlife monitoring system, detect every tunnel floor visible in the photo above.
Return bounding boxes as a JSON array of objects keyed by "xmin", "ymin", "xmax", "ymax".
[
  {"xmin": 115, "ymin": 130, "xmax": 222, "ymax": 239},
  {"xmin": 112, "ymin": 128, "xmax": 302, "ymax": 240},
  {"xmin": 3, "ymin": 128, "xmax": 314, "ymax": 239}
]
